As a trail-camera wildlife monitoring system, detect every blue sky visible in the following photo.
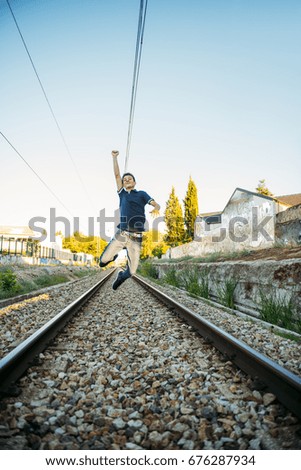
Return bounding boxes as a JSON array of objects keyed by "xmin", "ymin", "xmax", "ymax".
[{"xmin": 1, "ymin": 0, "xmax": 300, "ymax": 239}]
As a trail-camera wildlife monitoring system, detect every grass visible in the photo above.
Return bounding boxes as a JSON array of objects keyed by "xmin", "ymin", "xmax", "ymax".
[
  {"xmin": 139, "ymin": 261, "xmax": 212, "ymax": 301},
  {"xmin": 137, "ymin": 261, "xmax": 159, "ymax": 279},
  {"xmin": 155, "ymin": 255, "xmax": 194, "ymax": 264},
  {"xmin": 258, "ymin": 291, "xmax": 301, "ymax": 334},
  {"xmin": 34, "ymin": 274, "xmax": 69, "ymax": 288},
  {"xmin": 198, "ymin": 270, "xmax": 210, "ymax": 299},
  {"xmin": 155, "ymin": 249, "xmax": 253, "ymax": 264},
  {"xmin": 180, "ymin": 267, "xmax": 210, "ymax": 298},
  {"xmin": 164, "ymin": 267, "xmax": 181, "ymax": 287},
  {"xmin": 274, "ymin": 331, "xmax": 301, "ymax": 342},
  {"xmin": 73, "ymin": 270, "xmax": 93, "ymax": 278},
  {"xmin": 0, "ymin": 276, "xmax": 70, "ymax": 300},
  {"xmin": 138, "ymin": 260, "xmax": 301, "ymax": 336},
  {"xmin": 0, "ymin": 268, "xmax": 72, "ymax": 301},
  {"xmin": 216, "ymin": 278, "xmax": 238, "ymax": 309}
]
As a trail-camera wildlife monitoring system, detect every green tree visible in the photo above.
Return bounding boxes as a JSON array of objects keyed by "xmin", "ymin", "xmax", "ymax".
[
  {"xmin": 164, "ymin": 187, "xmax": 185, "ymax": 246},
  {"xmin": 140, "ymin": 230, "xmax": 169, "ymax": 259},
  {"xmin": 183, "ymin": 176, "xmax": 199, "ymax": 242},
  {"xmin": 140, "ymin": 231, "xmax": 154, "ymax": 259},
  {"xmin": 63, "ymin": 233, "xmax": 107, "ymax": 258},
  {"xmin": 256, "ymin": 179, "xmax": 273, "ymax": 197},
  {"xmin": 152, "ymin": 241, "xmax": 169, "ymax": 259}
]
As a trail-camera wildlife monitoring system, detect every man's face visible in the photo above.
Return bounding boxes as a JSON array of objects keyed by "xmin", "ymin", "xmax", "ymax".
[{"xmin": 123, "ymin": 175, "xmax": 136, "ymax": 190}]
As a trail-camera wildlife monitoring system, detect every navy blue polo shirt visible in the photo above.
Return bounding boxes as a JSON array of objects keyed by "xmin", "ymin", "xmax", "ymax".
[{"xmin": 117, "ymin": 187, "xmax": 154, "ymax": 232}]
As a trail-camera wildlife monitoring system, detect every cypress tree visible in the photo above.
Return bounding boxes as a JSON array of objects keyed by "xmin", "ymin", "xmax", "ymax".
[
  {"xmin": 183, "ymin": 176, "xmax": 199, "ymax": 241},
  {"xmin": 164, "ymin": 186, "xmax": 185, "ymax": 246}
]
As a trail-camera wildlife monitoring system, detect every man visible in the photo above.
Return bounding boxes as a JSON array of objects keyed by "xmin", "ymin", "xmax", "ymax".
[{"xmin": 99, "ymin": 150, "xmax": 160, "ymax": 290}]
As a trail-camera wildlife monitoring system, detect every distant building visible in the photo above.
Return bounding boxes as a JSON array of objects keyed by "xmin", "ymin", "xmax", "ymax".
[
  {"xmin": 274, "ymin": 194, "xmax": 301, "ymax": 245},
  {"xmin": 163, "ymin": 188, "xmax": 301, "ymax": 259},
  {"xmin": 0, "ymin": 225, "xmax": 36, "ymax": 256},
  {"xmin": 275, "ymin": 193, "xmax": 301, "ymax": 207},
  {"xmin": 0, "ymin": 226, "xmax": 94, "ymax": 265}
]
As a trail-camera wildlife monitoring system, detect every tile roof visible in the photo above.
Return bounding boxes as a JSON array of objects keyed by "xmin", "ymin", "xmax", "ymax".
[{"xmin": 274, "ymin": 193, "xmax": 301, "ymax": 207}]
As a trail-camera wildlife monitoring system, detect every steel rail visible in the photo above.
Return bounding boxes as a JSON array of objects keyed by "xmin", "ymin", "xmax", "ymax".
[
  {"xmin": 0, "ymin": 269, "xmax": 115, "ymax": 395},
  {"xmin": 133, "ymin": 274, "xmax": 301, "ymax": 419}
]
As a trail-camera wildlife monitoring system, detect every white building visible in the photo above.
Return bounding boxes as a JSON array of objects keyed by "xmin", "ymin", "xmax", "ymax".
[{"xmin": 163, "ymin": 189, "xmax": 301, "ymax": 259}]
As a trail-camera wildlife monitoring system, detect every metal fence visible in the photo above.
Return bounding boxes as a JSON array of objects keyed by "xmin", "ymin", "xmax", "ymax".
[{"xmin": 0, "ymin": 236, "xmax": 74, "ymax": 261}]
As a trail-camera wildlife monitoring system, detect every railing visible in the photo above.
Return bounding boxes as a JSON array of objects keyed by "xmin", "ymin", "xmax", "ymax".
[{"xmin": 0, "ymin": 236, "xmax": 77, "ymax": 262}]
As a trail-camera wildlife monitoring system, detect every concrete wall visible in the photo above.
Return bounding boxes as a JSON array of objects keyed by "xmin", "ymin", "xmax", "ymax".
[
  {"xmin": 276, "ymin": 204, "xmax": 301, "ymax": 245},
  {"xmin": 0, "ymin": 255, "xmax": 91, "ymax": 266},
  {"xmin": 0, "ymin": 255, "xmax": 64, "ymax": 266},
  {"xmin": 154, "ymin": 258, "xmax": 301, "ymax": 317}
]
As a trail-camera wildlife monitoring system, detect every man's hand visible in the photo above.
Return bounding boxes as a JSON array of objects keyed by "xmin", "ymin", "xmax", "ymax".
[
  {"xmin": 150, "ymin": 208, "xmax": 160, "ymax": 219},
  {"xmin": 149, "ymin": 201, "xmax": 160, "ymax": 218},
  {"xmin": 112, "ymin": 150, "xmax": 119, "ymax": 157}
]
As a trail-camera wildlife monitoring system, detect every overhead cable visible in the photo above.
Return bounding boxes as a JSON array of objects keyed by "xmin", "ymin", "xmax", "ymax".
[
  {"xmin": 0, "ymin": 131, "xmax": 74, "ymax": 217},
  {"xmin": 6, "ymin": 0, "xmax": 94, "ymax": 208},
  {"xmin": 124, "ymin": 0, "xmax": 148, "ymax": 172}
]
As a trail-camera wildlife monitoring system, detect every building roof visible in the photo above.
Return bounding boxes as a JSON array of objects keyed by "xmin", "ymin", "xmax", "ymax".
[
  {"xmin": 233, "ymin": 187, "xmax": 275, "ymax": 201},
  {"xmin": 199, "ymin": 211, "xmax": 222, "ymax": 218},
  {"xmin": 0, "ymin": 225, "xmax": 35, "ymax": 238},
  {"xmin": 211, "ymin": 188, "xmax": 301, "ymax": 213},
  {"xmin": 198, "ymin": 188, "xmax": 301, "ymax": 220},
  {"xmin": 274, "ymin": 193, "xmax": 301, "ymax": 207}
]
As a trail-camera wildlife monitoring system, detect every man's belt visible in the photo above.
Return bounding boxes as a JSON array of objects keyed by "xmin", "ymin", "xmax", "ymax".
[{"xmin": 121, "ymin": 230, "xmax": 143, "ymax": 239}]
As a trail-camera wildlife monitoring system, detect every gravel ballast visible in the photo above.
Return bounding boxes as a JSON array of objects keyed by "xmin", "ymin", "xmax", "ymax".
[{"xmin": 0, "ymin": 275, "xmax": 300, "ymax": 450}]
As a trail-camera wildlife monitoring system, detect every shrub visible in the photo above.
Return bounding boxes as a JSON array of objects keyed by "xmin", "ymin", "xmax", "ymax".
[{"xmin": 0, "ymin": 269, "xmax": 17, "ymax": 291}]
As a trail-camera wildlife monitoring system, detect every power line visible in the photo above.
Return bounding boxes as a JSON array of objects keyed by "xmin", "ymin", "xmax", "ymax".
[
  {"xmin": 0, "ymin": 131, "xmax": 74, "ymax": 217},
  {"xmin": 124, "ymin": 0, "xmax": 148, "ymax": 172},
  {"xmin": 6, "ymin": 0, "xmax": 95, "ymax": 209}
]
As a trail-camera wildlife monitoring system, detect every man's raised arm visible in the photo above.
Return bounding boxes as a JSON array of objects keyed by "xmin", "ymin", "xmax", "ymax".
[{"xmin": 111, "ymin": 150, "xmax": 122, "ymax": 191}]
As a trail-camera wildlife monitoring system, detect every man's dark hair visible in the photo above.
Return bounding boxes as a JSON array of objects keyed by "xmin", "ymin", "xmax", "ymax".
[{"xmin": 122, "ymin": 172, "xmax": 136, "ymax": 183}]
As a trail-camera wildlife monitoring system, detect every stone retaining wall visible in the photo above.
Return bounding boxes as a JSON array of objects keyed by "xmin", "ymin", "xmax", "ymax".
[
  {"xmin": 153, "ymin": 258, "xmax": 301, "ymax": 317},
  {"xmin": 275, "ymin": 204, "xmax": 301, "ymax": 245}
]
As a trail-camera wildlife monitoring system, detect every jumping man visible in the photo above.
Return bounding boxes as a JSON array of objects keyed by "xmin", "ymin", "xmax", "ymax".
[{"xmin": 99, "ymin": 150, "xmax": 160, "ymax": 290}]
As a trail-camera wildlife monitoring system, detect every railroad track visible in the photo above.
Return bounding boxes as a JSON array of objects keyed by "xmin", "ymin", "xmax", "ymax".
[
  {"xmin": 133, "ymin": 275, "xmax": 301, "ymax": 420},
  {"xmin": 0, "ymin": 269, "xmax": 300, "ymax": 450},
  {"xmin": 0, "ymin": 269, "xmax": 115, "ymax": 395}
]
